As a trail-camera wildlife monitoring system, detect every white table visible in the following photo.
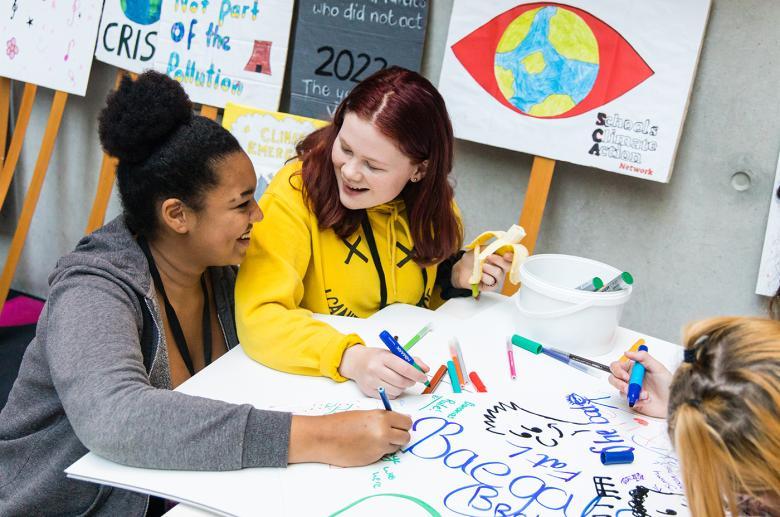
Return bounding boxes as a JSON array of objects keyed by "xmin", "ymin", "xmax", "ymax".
[{"xmin": 158, "ymin": 293, "xmax": 682, "ymax": 516}]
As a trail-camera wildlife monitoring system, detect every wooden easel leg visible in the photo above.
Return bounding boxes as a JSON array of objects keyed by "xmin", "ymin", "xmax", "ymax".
[
  {"xmin": 84, "ymin": 71, "xmax": 125, "ymax": 234},
  {"xmin": 200, "ymin": 105, "xmax": 218, "ymax": 120},
  {"xmin": 0, "ymin": 91, "xmax": 68, "ymax": 311},
  {"xmin": 0, "ymin": 78, "xmax": 10, "ymax": 170},
  {"xmin": 84, "ymin": 154, "xmax": 119, "ymax": 234},
  {"xmin": 0, "ymin": 83, "xmax": 38, "ymax": 209},
  {"xmin": 502, "ymin": 156, "xmax": 556, "ymax": 296}
]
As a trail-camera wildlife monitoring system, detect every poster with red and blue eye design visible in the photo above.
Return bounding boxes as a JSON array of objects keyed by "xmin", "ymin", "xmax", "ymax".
[{"xmin": 439, "ymin": 1, "xmax": 711, "ymax": 183}]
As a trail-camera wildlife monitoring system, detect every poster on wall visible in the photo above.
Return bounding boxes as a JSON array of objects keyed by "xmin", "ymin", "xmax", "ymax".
[
  {"xmin": 0, "ymin": 0, "xmax": 103, "ymax": 95},
  {"xmin": 95, "ymin": 0, "xmax": 162, "ymax": 73},
  {"xmin": 438, "ymin": 0, "xmax": 711, "ymax": 183},
  {"xmin": 153, "ymin": 0, "xmax": 294, "ymax": 109},
  {"xmin": 287, "ymin": 0, "xmax": 429, "ymax": 120},
  {"xmin": 222, "ymin": 103, "xmax": 327, "ymax": 198},
  {"xmin": 756, "ymin": 153, "xmax": 780, "ymax": 296}
]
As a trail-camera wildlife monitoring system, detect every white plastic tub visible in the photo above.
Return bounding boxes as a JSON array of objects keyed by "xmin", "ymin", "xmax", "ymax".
[{"xmin": 513, "ymin": 254, "xmax": 632, "ymax": 355}]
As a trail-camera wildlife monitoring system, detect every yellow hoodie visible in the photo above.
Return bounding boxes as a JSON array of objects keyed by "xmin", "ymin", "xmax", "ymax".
[{"xmin": 236, "ymin": 160, "xmax": 440, "ymax": 381}]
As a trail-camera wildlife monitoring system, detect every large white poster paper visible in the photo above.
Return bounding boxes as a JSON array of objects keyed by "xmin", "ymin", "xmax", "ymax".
[
  {"xmin": 281, "ymin": 391, "xmax": 688, "ymax": 516},
  {"xmin": 66, "ymin": 306, "xmax": 689, "ymax": 516},
  {"xmin": 154, "ymin": 0, "xmax": 293, "ymax": 109},
  {"xmin": 67, "ymin": 391, "xmax": 689, "ymax": 516},
  {"xmin": 438, "ymin": 1, "xmax": 711, "ymax": 182},
  {"xmin": 1, "ymin": 0, "xmax": 103, "ymax": 95}
]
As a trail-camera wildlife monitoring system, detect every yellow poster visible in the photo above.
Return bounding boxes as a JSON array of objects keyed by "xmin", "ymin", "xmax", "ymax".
[{"xmin": 223, "ymin": 103, "xmax": 328, "ymax": 197}]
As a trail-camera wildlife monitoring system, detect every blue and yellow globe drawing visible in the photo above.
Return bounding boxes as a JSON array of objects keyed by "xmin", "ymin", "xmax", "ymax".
[
  {"xmin": 121, "ymin": 0, "xmax": 162, "ymax": 26},
  {"xmin": 494, "ymin": 6, "xmax": 599, "ymax": 117}
]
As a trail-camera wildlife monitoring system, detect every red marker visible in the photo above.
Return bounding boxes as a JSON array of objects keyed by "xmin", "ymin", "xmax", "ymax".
[
  {"xmin": 469, "ymin": 371, "xmax": 487, "ymax": 393},
  {"xmin": 422, "ymin": 365, "xmax": 448, "ymax": 395}
]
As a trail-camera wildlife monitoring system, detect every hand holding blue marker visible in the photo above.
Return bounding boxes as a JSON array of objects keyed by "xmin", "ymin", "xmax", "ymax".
[
  {"xmin": 379, "ymin": 330, "xmax": 430, "ymax": 387},
  {"xmin": 627, "ymin": 344, "xmax": 649, "ymax": 407}
]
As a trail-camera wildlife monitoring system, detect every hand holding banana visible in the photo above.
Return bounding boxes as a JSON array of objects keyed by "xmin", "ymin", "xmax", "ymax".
[{"xmin": 464, "ymin": 225, "xmax": 529, "ymax": 297}]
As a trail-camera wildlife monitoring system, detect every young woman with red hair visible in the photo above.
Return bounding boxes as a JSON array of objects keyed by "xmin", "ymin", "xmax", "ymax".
[{"xmin": 235, "ymin": 67, "xmax": 513, "ymax": 398}]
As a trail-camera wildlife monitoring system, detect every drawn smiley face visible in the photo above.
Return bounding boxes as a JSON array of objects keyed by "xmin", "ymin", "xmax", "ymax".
[
  {"xmin": 484, "ymin": 400, "xmax": 593, "ymax": 448},
  {"xmin": 509, "ymin": 422, "xmax": 565, "ymax": 447}
]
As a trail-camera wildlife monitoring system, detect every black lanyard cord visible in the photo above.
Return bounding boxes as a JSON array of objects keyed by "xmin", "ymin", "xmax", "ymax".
[
  {"xmin": 360, "ymin": 210, "xmax": 428, "ymax": 309},
  {"xmin": 360, "ymin": 211, "xmax": 388, "ymax": 309},
  {"xmin": 138, "ymin": 237, "xmax": 212, "ymax": 377}
]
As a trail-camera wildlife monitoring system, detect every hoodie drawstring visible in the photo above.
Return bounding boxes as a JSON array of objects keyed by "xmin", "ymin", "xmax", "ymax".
[{"xmin": 385, "ymin": 204, "xmax": 413, "ymax": 300}]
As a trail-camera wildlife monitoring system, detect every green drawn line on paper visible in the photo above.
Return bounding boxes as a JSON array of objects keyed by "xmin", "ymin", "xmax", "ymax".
[{"xmin": 329, "ymin": 493, "xmax": 441, "ymax": 516}]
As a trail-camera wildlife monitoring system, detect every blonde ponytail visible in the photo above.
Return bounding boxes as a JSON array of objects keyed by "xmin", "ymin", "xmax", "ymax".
[
  {"xmin": 668, "ymin": 316, "xmax": 780, "ymax": 516},
  {"xmin": 673, "ymin": 403, "xmax": 738, "ymax": 517}
]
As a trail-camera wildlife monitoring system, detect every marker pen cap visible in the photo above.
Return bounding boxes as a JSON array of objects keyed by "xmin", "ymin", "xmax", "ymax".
[
  {"xmin": 621, "ymin": 272, "xmax": 634, "ymax": 285},
  {"xmin": 511, "ymin": 334, "xmax": 542, "ymax": 354},
  {"xmin": 600, "ymin": 450, "xmax": 634, "ymax": 465},
  {"xmin": 575, "ymin": 277, "xmax": 603, "ymax": 291}
]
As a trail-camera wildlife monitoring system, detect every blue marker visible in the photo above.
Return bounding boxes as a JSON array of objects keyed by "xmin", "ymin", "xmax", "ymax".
[
  {"xmin": 379, "ymin": 330, "xmax": 430, "ymax": 387},
  {"xmin": 627, "ymin": 344, "xmax": 649, "ymax": 407},
  {"xmin": 378, "ymin": 387, "xmax": 392, "ymax": 411}
]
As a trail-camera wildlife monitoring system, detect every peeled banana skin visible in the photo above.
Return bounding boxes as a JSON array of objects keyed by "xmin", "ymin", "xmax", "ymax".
[{"xmin": 465, "ymin": 224, "xmax": 529, "ymax": 285}]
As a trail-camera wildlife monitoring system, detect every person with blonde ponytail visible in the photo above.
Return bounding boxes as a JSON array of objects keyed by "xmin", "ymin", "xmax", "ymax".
[{"xmin": 609, "ymin": 316, "xmax": 780, "ymax": 517}]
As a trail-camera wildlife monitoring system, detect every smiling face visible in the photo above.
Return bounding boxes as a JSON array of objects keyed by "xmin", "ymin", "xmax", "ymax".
[
  {"xmin": 331, "ymin": 112, "xmax": 424, "ymax": 210},
  {"xmin": 509, "ymin": 421, "xmax": 566, "ymax": 447},
  {"xmin": 484, "ymin": 401, "xmax": 592, "ymax": 448},
  {"xmin": 188, "ymin": 151, "xmax": 262, "ymax": 266}
]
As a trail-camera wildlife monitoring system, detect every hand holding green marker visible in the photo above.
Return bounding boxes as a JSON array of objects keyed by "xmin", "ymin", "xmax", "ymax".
[{"xmin": 379, "ymin": 330, "xmax": 430, "ymax": 387}]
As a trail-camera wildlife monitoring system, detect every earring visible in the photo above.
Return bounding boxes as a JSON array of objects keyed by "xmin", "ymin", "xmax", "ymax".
[{"xmin": 411, "ymin": 177, "xmax": 419, "ymax": 183}]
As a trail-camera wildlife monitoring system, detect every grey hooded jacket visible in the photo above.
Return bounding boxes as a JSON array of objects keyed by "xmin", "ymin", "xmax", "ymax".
[{"xmin": 0, "ymin": 216, "xmax": 292, "ymax": 516}]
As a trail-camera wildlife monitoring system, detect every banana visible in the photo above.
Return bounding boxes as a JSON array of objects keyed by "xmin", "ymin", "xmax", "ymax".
[
  {"xmin": 465, "ymin": 224, "xmax": 529, "ymax": 286},
  {"xmin": 471, "ymin": 245, "xmax": 481, "ymax": 297}
]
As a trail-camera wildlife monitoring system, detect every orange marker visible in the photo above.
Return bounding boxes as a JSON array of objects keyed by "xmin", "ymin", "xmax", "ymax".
[
  {"xmin": 451, "ymin": 355, "xmax": 465, "ymax": 387},
  {"xmin": 469, "ymin": 371, "xmax": 487, "ymax": 392},
  {"xmin": 620, "ymin": 338, "xmax": 646, "ymax": 362},
  {"xmin": 422, "ymin": 365, "xmax": 448, "ymax": 395},
  {"xmin": 449, "ymin": 339, "xmax": 466, "ymax": 387}
]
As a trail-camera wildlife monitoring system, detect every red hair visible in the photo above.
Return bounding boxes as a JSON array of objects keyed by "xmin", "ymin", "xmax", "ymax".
[{"xmin": 295, "ymin": 66, "xmax": 462, "ymax": 266}]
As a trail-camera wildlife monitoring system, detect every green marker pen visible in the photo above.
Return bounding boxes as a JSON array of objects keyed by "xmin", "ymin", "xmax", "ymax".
[
  {"xmin": 575, "ymin": 277, "xmax": 603, "ymax": 291},
  {"xmin": 402, "ymin": 322, "xmax": 433, "ymax": 351},
  {"xmin": 598, "ymin": 272, "xmax": 633, "ymax": 292}
]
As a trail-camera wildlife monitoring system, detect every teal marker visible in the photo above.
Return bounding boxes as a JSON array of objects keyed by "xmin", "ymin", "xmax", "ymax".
[
  {"xmin": 511, "ymin": 334, "xmax": 543, "ymax": 355},
  {"xmin": 447, "ymin": 360, "xmax": 461, "ymax": 393}
]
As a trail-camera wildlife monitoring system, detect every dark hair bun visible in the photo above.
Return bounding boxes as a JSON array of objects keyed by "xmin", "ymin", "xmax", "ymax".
[{"xmin": 98, "ymin": 70, "xmax": 193, "ymax": 164}]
